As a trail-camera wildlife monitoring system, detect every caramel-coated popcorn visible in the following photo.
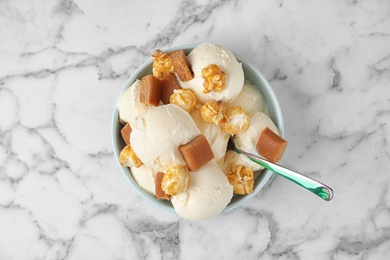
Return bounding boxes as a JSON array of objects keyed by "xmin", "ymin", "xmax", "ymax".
[
  {"xmin": 200, "ymin": 100, "xmax": 228, "ymax": 125},
  {"xmin": 170, "ymin": 89, "xmax": 197, "ymax": 112},
  {"xmin": 119, "ymin": 145, "xmax": 143, "ymax": 168},
  {"xmin": 152, "ymin": 50, "xmax": 173, "ymax": 79},
  {"xmin": 201, "ymin": 64, "xmax": 226, "ymax": 94},
  {"xmin": 227, "ymin": 164, "xmax": 254, "ymax": 195},
  {"xmin": 161, "ymin": 165, "xmax": 190, "ymax": 196},
  {"xmin": 221, "ymin": 107, "xmax": 250, "ymax": 135}
]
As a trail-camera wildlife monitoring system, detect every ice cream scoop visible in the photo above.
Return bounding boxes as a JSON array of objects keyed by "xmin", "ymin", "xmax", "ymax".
[
  {"xmin": 130, "ymin": 104, "xmax": 200, "ymax": 172},
  {"xmin": 183, "ymin": 43, "xmax": 244, "ymax": 104},
  {"xmin": 171, "ymin": 160, "xmax": 233, "ymax": 221},
  {"xmin": 118, "ymin": 80, "xmax": 148, "ymax": 123},
  {"xmin": 227, "ymin": 81, "xmax": 268, "ymax": 117},
  {"xmin": 130, "ymin": 165, "xmax": 156, "ymax": 195}
]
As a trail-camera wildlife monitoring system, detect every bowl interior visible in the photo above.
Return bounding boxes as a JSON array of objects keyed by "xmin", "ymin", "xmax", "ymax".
[{"xmin": 112, "ymin": 44, "xmax": 284, "ymax": 214}]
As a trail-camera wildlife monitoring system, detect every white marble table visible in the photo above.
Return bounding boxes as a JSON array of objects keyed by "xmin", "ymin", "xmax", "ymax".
[{"xmin": 1, "ymin": 0, "xmax": 390, "ymax": 259}]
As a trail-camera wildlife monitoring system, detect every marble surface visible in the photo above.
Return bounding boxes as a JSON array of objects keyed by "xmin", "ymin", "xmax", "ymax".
[{"xmin": 1, "ymin": 0, "xmax": 390, "ymax": 259}]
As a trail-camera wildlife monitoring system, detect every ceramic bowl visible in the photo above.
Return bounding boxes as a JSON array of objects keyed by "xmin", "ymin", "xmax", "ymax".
[{"xmin": 112, "ymin": 44, "xmax": 284, "ymax": 214}]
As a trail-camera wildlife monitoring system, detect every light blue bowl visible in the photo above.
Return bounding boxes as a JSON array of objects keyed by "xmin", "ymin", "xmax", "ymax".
[{"xmin": 112, "ymin": 44, "xmax": 284, "ymax": 215}]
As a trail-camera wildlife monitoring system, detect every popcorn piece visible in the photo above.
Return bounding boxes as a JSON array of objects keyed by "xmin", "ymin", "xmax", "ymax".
[
  {"xmin": 179, "ymin": 135, "xmax": 214, "ymax": 172},
  {"xmin": 171, "ymin": 50, "xmax": 193, "ymax": 82},
  {"xmin": 140, "ymin": 75, "xmax": 162, "ymax": 107},
  {"xmin": 201, "ymin": 64, "xmax": 226, "ymax": 94},
  {"xmin": 170, "ymin": 89, "xmax": 197, "ymax": 113},
  {"xmin": 155, "ymin": 172, "xmax": 171, "ymax": 200},
  {"xmin": 161, "ymin": 72, "xmax": 182, "ymax": 104},
  {"xmin": 120, "ymin": 123, "xmax": 132, "ymax": 146},
  {"xmin": 161, "ymin": 165, "xmax": 190, "ymax": 196},
  {"xmin": 221, "ymin": 107, "xmax": 250, "ymax": 135},
  {"xmin": 152, "ymin": 50, "xmax": 173, "ymax": 79},
  {"xmin": 256, "ymin": 127, "xmax": 288, "ymax": 163},
  {"xmin": 227, "ymin": 164, "xmax": 254, "ymax": 195},
  {"xmin": 200, "ymin": 100, "xmax": 228, "ymax": 125},
  {"xmin": 119, "ymin": 145, "xmax": 143, "ymax": 168}
]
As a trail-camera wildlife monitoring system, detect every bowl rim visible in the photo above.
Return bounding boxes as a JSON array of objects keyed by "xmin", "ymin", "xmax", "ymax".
[{"xmin": 111, "ymin": 43, "xmax": 285, "ymax": 215}]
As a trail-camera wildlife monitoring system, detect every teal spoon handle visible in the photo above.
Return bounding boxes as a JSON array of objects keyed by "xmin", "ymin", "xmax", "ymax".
[{"xmin": 235, "ymin": 148, "xmax": 333, "ymax": 201}]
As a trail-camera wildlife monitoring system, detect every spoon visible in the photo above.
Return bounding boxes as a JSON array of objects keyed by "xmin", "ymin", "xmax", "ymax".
[{"xmin": 230, "ymin": 139, "xmax": 333, "ymax": 201}]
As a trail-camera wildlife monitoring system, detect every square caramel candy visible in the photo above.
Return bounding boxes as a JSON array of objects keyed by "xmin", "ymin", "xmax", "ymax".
[
  {"xmin": 170, "ymin": 50, "xmax": 193, "ymax": 82},
  {"xmin": 161, "ymin": 72, "xmax": 181, "ymax": 104},
  {"xmin": 155, "ymin": 172, "xmax": 171, "ymax": 200},
  {"xmin": 140, "ymin": 75, "xmax": 162, "ymax": 106},
  {"xmin": 256, "ymin": 127, "xmax": 288, "ymax": 163},
  {"xmin": 179, "ymin": 135, "xmax": 214, "ymax": 172},
  {"xmin": 120, "ymin": 123, "xmax": 132, "ymax": 146}
]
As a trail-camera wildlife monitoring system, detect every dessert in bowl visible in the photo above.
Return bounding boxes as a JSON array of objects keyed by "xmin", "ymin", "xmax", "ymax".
[{"xmin": 112, "ymin": 43, "xmax": 285, "ymax": 221}]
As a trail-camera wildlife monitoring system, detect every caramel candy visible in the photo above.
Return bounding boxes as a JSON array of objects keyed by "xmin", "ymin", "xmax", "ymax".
[
  {"xmin": 161, "ymin": 72, "xmax": 181, "ymax": 104},
  {"xmin": 171, "ymin": 50, "xmax": 193, "ymax": 82},
  {"xmin": 227, "ymin": 164, "xmax": 254, "ymax": 195},
  {"xmin": 256, "ymin": 127, "xmax": 288, "ymax": 163},
  {"xmin": 140, "ymin": 75, "xmax": 162, "ymax": 106},
  {"xmin": 120, "ymin": 123, "xmax": 132, "ymax": 146},
  {"xmin": 179, "ymin": 135, "xmax": 214, "ymax": 172},
  {"xmin": 155, "ymin": 172, "xmax": 171, "ymax": 200},
  {"xmin": 119, "ymin": 145, "xmax": 143, "ymax": 168}
]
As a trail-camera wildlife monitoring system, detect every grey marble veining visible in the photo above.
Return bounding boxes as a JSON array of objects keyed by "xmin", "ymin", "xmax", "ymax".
[{"xmin": 1, "ymin": 0, "xmax": 390, "ymax": 259}]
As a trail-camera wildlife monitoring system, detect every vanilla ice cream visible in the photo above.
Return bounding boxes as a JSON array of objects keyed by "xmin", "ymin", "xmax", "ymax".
[
  {"xmin": 234, "ymin": 112, "xmax": 279, "ymax": 155},
  {"xmin": 183, "ymin": 43, "xmax": 244, "ymax": 104},
  {"xmin": 171, "ymin": 160, "xmax": 233, "ymax": 221},
  {"xmin": 118, "ymin": 80, "xmax": 148, "ymax": 123},
  {"xmin": 131, "ymin": 165, "xmax": 156, "ymax": 194},
  {"xmin": 190, "ymin": 109, "xmax": 230, "ymax": 163},
  {"xmin": 130, "ymin": 104, "xmax": 200, "ymax": 172},
  {"xmin": 227, "ymin": 81, "xmax": 268, "ymax": 117}
]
